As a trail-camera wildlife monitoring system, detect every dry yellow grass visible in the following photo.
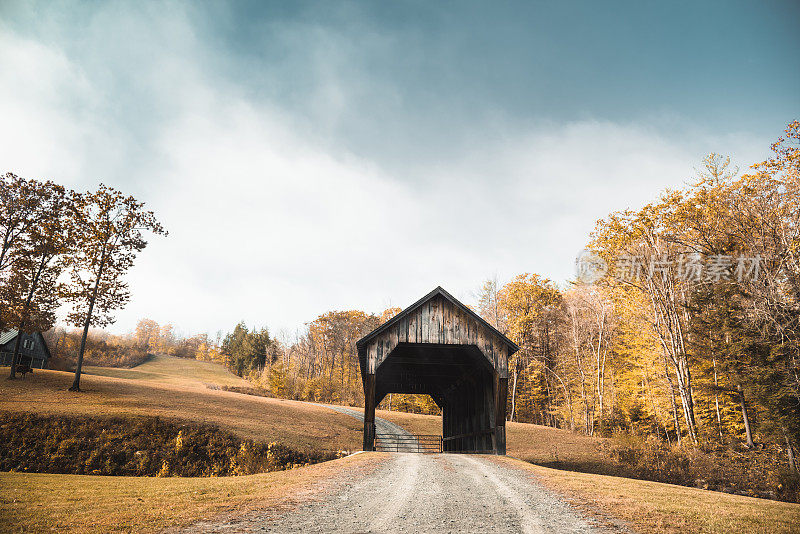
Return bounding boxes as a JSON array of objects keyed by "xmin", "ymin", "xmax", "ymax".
[
  {"xmin": 3, "ymin": 360, "xmax": 795, "ymax": 534},
  {"xmin": 495, "ymin": 456, "xmax": 800, "ymax": 534},
  {"xmin": 0, "ymin": 369, "xmax": 361, "ymax": 451},
  {"xmin": 0, "ymin": 453, "xmax": 384, "ymax": 533},
  {"xmin": 81, "ymin": 354, "xmax": 251, "ymax": 388}
]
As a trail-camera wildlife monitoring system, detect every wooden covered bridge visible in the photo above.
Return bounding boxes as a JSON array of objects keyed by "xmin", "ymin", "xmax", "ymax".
[{"xmin": 357, "ymin": 287, "xmax": 519, "ymax": 454}]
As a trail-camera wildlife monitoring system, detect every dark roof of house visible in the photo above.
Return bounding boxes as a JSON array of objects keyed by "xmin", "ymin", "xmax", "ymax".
[{"xmin": 356, "ymin": 286, "xmax": 520, "ymax": 353}]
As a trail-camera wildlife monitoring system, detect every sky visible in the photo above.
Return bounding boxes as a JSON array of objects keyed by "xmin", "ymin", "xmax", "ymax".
[{"xmin": 1, "ymin": 1, "xmax": 798, "ymax": 338}]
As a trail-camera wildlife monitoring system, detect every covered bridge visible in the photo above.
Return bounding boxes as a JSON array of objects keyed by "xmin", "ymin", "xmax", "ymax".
[{"xmin": 357, "ymin": 287, "xmax": 519, "ymax": 454}]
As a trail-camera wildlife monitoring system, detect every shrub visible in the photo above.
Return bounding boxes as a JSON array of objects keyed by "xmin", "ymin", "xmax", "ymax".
[
  {"xmin": 0, "ymin": 412, "xmax": 341, "ymax": 477},
  {"xmin": 608, "ymin": 434, "xmax": 800, "ymax": 503}
]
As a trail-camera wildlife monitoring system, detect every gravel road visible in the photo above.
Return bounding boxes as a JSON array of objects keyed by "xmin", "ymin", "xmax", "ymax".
[
  {"xmin": 256, "ymin": 453, "xmax": 604, "ymax": 533},
  {"xmin": 188, "ymin": 404, "xmax": 607, "ymax": 533}
]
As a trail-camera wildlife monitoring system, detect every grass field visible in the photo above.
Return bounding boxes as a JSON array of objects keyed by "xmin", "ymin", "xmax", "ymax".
[
  {"xmin": 0, "ymin": 364, "xmax": 361, "ymax": 451},
  {"xmin": 0, "ymin": 453, "xmax": 383, "ymax": 533},
  {"xmin": 498, "ymin": 457, "xmax": 800, "ymax": 534},
  {"xmin": 3, "ymin": 357, "xmax": 798, "ymax": 533}
]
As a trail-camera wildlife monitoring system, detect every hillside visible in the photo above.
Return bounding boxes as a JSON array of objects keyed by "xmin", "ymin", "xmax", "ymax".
[
  {"xmin": 82, "ymin": 354, "xmax": 251, "ymax": 388},
  {"xmin": 1, "ymin": 358, "xmax": 605, "ymax": 466},
  {"xmin": 2, "ymin": 360, "xmax": 799, "ymax": 533},
  {"xmin": 0, "ymin": 366, "xmax": 361, "ymax": 451}
]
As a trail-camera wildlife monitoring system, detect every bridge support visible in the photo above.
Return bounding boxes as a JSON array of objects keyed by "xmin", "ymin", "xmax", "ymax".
[
  {"xmin": 363, "ymin": 373, "xmax": 376, "ymax": 451},
  {"xmin": 494, "ymin": 375, "xmax": 508, "ymax": 455}
]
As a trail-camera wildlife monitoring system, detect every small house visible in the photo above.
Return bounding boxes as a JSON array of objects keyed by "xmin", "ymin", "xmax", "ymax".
[{"xmin": 0, "ymin": 329, "xmax": 51, "ymax": 369}]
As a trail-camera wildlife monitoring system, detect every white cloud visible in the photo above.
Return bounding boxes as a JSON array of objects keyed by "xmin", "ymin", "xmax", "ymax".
[
  {"xmin": 0, "ymin": 32, "xmax": 95, "ymax": 184},
  {"xmin": 0, "ymin": 7, "xmax": 771, "ymax": 336}
]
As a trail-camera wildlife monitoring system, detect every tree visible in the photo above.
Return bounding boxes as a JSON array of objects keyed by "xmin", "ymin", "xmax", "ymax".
[
  {"xmin": 134, "ymin": 318, "xmax": 160, "ymax": 351},
  {"xmin": 4, "ymin": 180, "xmax": 72, "ymax": 378},
  {"xmin": 0, "ymin": 174, "xmax": 60, "ymax": 332},
  {"xmin": 304, "ymin": 310, "xmax": 380, "ymax": 404},
  {"xmin": 224, "ymin": 322, "xmax": 273, "ymax": 376},
  {"xmin": 66, "ymin": 184, "xmax": 166, "ymax": 391},
  {"xmin": 564, "ymin": 285, "xmax": 613, "ymax": 435},
  {"xmin": 592, "ymin": 194, "xmax": 704, "ymax": 444},
  {"xmin": 380, "ymin": 307, "xmax": 402, "ymax": 323},
  {"xmin": 477, "ymin": 276, "xmax": 506, "ymax": 331},
  {"xmin": 498, "ymin": 273, "xmax": 563, "ymax": 424}
]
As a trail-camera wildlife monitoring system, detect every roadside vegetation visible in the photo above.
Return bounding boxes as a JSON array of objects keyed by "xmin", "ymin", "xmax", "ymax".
[{"xmin": 0, "ymin": 412, "xmax": 338, "ymax": 477}]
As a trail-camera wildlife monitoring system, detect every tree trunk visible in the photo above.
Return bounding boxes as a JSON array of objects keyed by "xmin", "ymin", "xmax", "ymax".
[
  {"xmin": 663, "ymin": 354, "xmax": 682, "ymax": 444},
  {"xmin": 510, "ymin": 365, "xmax": 518, "ymax": 422},
  {"xmin": 595, "ymin": 311, "xmax": 606, "ymax": 436},
  {"xmin": 713, "ymin": 355, "xmax": 723, "ymax": 440},
  {"xmin": 8, "ymin": 255, "xmax": 45, "ymax": 379},
  {"xmin": 786, "ymin": 432, "xmax": 797, "ymax": 472},
  {"xmin": 737, "ymin": 385, "xmax": 755, "ymax": 448},
  {"xmin": 70, "ymin": 244, "xmax": 107, "ymax": 392},
  {"xmin": 8, "ymin": 327, "xmax": 24, "ymax": 379}
]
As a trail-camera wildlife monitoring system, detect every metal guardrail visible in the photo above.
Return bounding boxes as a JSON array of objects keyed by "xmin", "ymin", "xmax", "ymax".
[{"xmin": 375, "ymin": 433, "xmax": 442, "ymax": 453}]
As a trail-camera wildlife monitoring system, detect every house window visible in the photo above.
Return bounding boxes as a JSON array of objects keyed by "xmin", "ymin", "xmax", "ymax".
[{"xmin": 23, "ymin": 339, "xmax": 33, "ymax": 350}]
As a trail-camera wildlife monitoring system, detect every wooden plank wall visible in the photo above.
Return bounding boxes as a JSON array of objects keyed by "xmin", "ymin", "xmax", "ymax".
[{"xmin": 365, "ymin": 295, "xmax": 509, "ymax": 377}]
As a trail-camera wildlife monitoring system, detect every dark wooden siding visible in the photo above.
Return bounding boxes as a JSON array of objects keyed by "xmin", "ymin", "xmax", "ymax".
[{"xmin": 0, "ymin": 332, "xmax": 50, "ymax": 368}]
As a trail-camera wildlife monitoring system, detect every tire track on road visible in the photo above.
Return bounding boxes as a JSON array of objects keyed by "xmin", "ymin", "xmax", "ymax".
[{"xmin": 367, "ymin": 453, "xmax": 420, "ymax": 532}]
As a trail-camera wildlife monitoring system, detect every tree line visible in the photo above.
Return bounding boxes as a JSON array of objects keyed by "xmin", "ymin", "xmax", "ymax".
[
  {"xmin": 474, "ymin": 122, "xmax": 799, "ymax": 471},
  {"xmin": 0, "ymin": 175, "xmax": 165, "ymax": 390}
]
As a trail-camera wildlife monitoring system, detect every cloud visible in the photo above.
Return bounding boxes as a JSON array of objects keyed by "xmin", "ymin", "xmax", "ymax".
[
  {"xmin": 0, "ymin": 31, "xmax": 95, "ymax": 183},
  {"xmin": 0, "ymin": 3, "xmax": 773, "ymax": 336}
]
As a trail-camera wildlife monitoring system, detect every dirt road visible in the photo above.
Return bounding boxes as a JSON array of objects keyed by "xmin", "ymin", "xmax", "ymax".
[
  {"xmin": 190, "ymin": 405, "xmax": 605, "ymax": 533},
  {"xmin": 198, "ymin": 453, "xmax": 605, "ymax": 533}
]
